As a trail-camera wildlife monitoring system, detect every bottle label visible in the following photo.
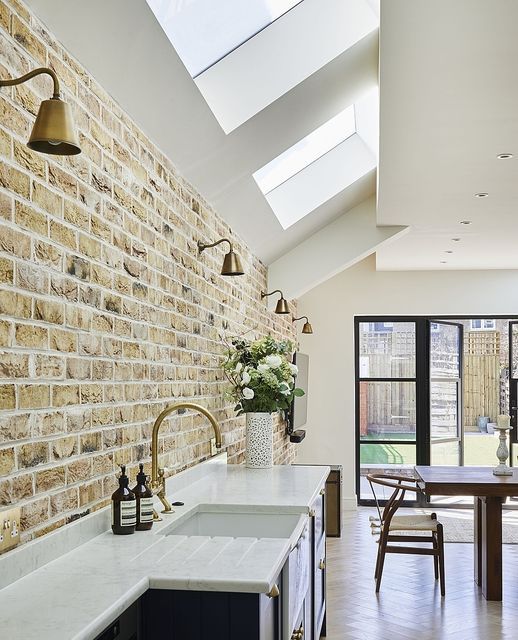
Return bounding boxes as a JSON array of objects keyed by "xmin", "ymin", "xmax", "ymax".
[
  {"xmin": 139, "ymin": 497, "xmax": 154, "ymax": 523},
  {"xmin": 120, "ymin": 500, "xmax": 137, "ymax": 527}
]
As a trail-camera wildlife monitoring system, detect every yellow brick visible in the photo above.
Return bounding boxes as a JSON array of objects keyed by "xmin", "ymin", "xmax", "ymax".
[
  {"xmin": 0, "ymin": 290, "xmax": 32, "ymax": 319},
  {"xmin": 20, "ymin": 496, "xmax": 49, "ymax": 531},
  {"xmin": 64, "ymin": 201, "xmax": 89, "ymax": 228},
  {"xmin": 0, "ymin": 2, "xmax": 10, "ymax": 31},
  {"xmin": 15, "ymin": 323, "xmax": 47, "ymax": 347},
  {"xmin": 0, "ymin": 191, "xmax": 12, "ymax": 221},
  {"xmin": 34, "ymin": 299, "xmax": 64, "ymax": 324},
  {"xmin": 0, "ymin": 351, "xmax": 29, "ymax": 377},
  {"xmin": 49, "ymin": 328, "xmax": 76, "ymax": 353},
  {"xmin": 14, "ymin": 140, "xmax": 45, "ymax": 178},
  {"xmin": 49, "ymin": 164, "xmax": 77, "ymax": 198},
  {"xmin": 0, "ymin": 163, "xmax": 30, "ymax": 199},
  {"xmin": 32, "ymin": 181, "xmax": 63, "ymax": 216},
  {"xmin": 0, "ymin": 257, "xmax": 14, "ymax": 284},
  {"xmin": 0, "ymin": 447, "xmax": 15, "ymax": 474},
  {"xmin": 50, "ymin": 220, "xmax": 77, "ymax": 250},
  {"xmin": 79, "ymin": 234, "xmax": 101, "ymax": 260},
  {"xmin": 0, "ymin": 320, "xmax": 10, "ymax": 346},
  {"xmin": 52, "ymin": 384, "xmax": 80, "ymax": 407},
  {"xmin": 35, "ymin": 467, "xmax": 66, "ymax": 493},
  {"xmin": 0, "ymin": 223, "xmax": 31, "ymax": 258},
  {"xmin": 15, "ymin": 201, "xmax": 47, "ymax": 236},
  {"xmin": 19, "ymin": 384, "xmax": 50, "ymax": 409},
  {"xmin": 0, "ymin": 126, "xmax": 11, "ymax": 158},
  {"xmin": 11, "ymin": 14, "xmax": 47, "ymax": 65}
]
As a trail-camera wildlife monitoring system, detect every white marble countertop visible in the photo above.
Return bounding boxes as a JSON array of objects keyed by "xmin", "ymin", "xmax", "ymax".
[{"xmin": 0, "ymin": 462, "xmax": 329, "ymax": 640}]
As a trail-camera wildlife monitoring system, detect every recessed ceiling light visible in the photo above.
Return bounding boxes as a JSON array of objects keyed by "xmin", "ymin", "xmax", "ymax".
[
  {"xmin": 474, "ymin": 193, "xmax": 488, "ymax": 198},
  {"xmin": 452, "ymin": 237, "xmax": 461, "ymax": 242},
  {"xmin": 460, "ymin": 220, "xmax": 472, "ymax": 225},
  {"xmin": 497, "ymin": 153, "xmax": 513, "ymax": 159}
]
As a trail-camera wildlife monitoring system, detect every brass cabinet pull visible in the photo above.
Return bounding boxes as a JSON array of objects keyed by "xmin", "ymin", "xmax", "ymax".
[
  {"xmin": 319, "ymin": 558, "xmax": 326, "ymax": 570},
  {"xmin": 267, "ymin": 584, "xmax": 280, "ymax": 598},
  {"xmin": 291, "ymin": 624, "xmax": 304, "ymax": 639}
]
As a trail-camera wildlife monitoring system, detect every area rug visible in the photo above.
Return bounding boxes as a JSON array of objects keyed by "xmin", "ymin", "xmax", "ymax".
[{"xmin": 425, "ymin": 513, "xmax": 518, "ymax": 544}]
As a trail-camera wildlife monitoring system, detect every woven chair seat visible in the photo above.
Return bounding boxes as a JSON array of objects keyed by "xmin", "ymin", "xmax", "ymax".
[{"xmin": 390, "ymin": 514, "xmax": 439, "ymax": 532}]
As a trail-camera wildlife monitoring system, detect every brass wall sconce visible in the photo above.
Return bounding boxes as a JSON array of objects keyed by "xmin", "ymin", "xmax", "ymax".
[
  {"xmin": 261, "ymin": 290, "xmax": 290, "ymax": 314},
  {"xmin": 197, "ymin": 238, "xmax": 244, "ymax": 276},
  {"xmin": 293, "ymin": 316, "xmax": 313, "ymax": 334},
  {"xmin": 0, "ymin": 67, "xmax": 81, "ymax": 155}
]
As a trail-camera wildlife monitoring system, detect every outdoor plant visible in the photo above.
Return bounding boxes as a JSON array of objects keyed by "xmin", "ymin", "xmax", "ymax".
[{"xmin": 222, "ymin": 335, "xmax": 304, "ymax": 415}]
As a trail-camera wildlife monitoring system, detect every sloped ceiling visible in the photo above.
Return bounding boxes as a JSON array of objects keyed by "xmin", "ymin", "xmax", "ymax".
[{"xmin": 25, "ymin": 0, "xmax": 380, "ymax": 265}]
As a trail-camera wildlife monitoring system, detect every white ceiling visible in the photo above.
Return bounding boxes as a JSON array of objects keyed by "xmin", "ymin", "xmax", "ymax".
[
  {"xmin": 377, "ymin": 0, "xmax": 518, "ymax": 270},
  {"xmin": 26, "ymin": 0, "xmax": 379, "ymax": 265}
]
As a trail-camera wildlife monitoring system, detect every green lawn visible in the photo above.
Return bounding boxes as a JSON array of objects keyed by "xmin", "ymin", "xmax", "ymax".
[{"xmin": 360, "ymin": 433, "xmax": 505, "ymax": 466}]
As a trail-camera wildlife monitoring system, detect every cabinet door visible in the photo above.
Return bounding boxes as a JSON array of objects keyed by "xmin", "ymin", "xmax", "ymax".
[
  {"xmin": 289, "ymin": 599, "xmax": 306, "ymax": 640},
  {"xmin": 259, "ymin": 591, "xmax": 280, "ymax": 640},
  {"xmin": 314, "ymin": 535, "xmax": 326, "ymax": 639},
  {"xmin": 312, "ymin": 491, "xmax": 325, "ymax": 545}
]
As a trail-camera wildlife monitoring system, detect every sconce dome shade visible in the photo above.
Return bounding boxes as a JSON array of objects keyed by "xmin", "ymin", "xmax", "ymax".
[
  {"xmin": 302, "ymin": 321, "xmax": 313, "ymax": 334},
  {"xmin": 275, "ymin": 297, "xmax": 290, "ymax": 314},
  {"xmin": 221, "ymin": 249, "xmax": 244, "ymax": 276},
  {"xmin": 28, "ymin": 98, "xmax": 81, "ymax": 155}
]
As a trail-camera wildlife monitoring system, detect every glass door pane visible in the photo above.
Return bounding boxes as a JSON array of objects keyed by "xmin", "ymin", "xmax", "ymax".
[
  {"xmin": 509, "ymin": 322, "xmax": 518, "ymax": 454},
  {"xmin": 357, "ymin": 321, "xmax": 417, "ymax": 502},
  {"xmin": 429, "ymin": 321, "xmax": 463, "ymax": 466}
]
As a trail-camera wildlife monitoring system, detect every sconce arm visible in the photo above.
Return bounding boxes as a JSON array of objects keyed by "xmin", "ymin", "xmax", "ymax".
[
  {"xmin": 198, "ymin": 238, "xmax": 232, "ymax": 253},
  {"xmin": 292, "ymin": 316, "xmax": 309, "ymax": 323},
  {"xmin": 261, "ymin": 289, "xmax": 283, "ymax": 299},
  {"xmin": 0, "ymin": 67, "xmax": 61, "ymax": 98}
]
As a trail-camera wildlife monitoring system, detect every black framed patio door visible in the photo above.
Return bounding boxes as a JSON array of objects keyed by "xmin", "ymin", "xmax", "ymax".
[
  {"xmin": 508, "ymin": 322, "xmax": 518, "ymax": 463},
  {"xmin": 428, "ymin": 321, "xmax": 463, "ymax": 467}
]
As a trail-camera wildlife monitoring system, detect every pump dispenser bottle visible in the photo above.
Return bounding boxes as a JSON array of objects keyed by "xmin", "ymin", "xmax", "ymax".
[
  {"xmin": 111, "ymin": 465, "xmax": 136, "ymax": 535},
  {"xmin": 133, "ymin": 463, "xmax": 154, "ymax": 531}
]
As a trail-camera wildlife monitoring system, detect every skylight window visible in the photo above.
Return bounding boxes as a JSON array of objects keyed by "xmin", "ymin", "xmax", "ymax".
[
  {"xmin": 253, "ymin": 105, "xmax": 356, "ymax": 194},
  {"xmin": 253, "ymin": 87, "xmax": 378, "ymax": 229},
  {"xmin": 146, "ymin": 0, "xmax": 301, "ymax": 77}
]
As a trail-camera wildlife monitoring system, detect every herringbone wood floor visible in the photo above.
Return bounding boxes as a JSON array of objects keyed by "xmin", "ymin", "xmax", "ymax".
[{"xmin": 325, "ymin": 508, "xmax": 518, "ymax": 640}]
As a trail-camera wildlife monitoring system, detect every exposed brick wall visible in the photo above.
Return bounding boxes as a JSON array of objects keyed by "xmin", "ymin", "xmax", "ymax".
[{"xmin": 0, "ymin": 0, "xmax": 297, "ymax": 544}]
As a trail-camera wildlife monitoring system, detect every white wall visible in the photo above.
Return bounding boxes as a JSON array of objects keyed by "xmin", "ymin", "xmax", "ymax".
[{"xmin": 295, "ymin": 255, "xmax": 518, "ymax": 505}]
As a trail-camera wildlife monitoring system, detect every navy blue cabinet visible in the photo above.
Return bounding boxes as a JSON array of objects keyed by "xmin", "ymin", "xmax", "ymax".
[{"xmin": 141, "ymin": 588, "xmax": 280, "ymax": 640}]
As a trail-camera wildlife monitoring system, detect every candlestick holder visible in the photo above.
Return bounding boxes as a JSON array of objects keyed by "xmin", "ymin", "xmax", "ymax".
[{"xmin": 493, "ymin": 425, "xmax": 513, "ymax": 476}]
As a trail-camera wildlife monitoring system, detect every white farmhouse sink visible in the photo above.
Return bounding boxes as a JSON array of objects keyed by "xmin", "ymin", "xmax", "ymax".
[{"xmin": 161, "ymin": 506, "xmax": 303, "ymax": 539}]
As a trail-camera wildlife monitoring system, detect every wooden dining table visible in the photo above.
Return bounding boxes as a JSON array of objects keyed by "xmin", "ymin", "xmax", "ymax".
[{"xmin": 414, "ymin": 465, "xmax": 518, "ymax": 601}]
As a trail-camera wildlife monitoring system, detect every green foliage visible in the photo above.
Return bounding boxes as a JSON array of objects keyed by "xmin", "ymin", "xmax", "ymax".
[{"xmin": 222, "ymin": 335, "xmax": 305, "ymax": 415}]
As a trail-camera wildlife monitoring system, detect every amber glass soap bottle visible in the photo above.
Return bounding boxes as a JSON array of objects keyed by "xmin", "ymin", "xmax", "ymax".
[
  {"xmin": 111, "ymin": 465, "xmax": 136, "ymax": 535},
  {"xmin": 132, "ymin": 463, "xmax": 154, "ymax": 531}
]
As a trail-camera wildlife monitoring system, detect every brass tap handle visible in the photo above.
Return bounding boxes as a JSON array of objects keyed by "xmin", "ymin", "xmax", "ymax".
[
  {"xmin": 267, "ymin": 584, "xmax": 280, "ymax": 598},
  {"xmin": 319, "ymin": 558, "xmax": 326, "ymax": 570},
  {"xmin": 156, "ymin": 468, "xmax": 173, "ymax": 514}
]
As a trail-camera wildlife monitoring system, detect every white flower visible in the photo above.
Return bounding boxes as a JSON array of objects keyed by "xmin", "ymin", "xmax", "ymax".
[
  {"xmin": 235, "ymin": 362, "xmax": 243, "ymax": 373},
  {"xmin": 265, "ymin": 355, "xmax": 282, "ymax": 368},
  {"xmin": 279, "ymin": 382, "xmax": 290, "ymax": 396},
  {"xmin": 288, "ymin": 376, "xmax": 295, "ymax": 386},
  {"xmin": 242, "ymin": 371, "xmax": 251, "ymax": 385},
  {"xmin": 289, "ymin": 363, "xmax": 298, "ymax": 375},
  {"xmin": 257, "ymin": 363, "xmax": 270, "ymax": 373},
  {"xmin": 242, "ymin": 387, "xmax": 254, "ymax": 400}
]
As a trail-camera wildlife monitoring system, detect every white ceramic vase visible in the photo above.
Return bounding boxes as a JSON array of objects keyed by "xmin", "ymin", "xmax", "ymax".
[{"xmin": 245, "ymin": 412, "xmax": 273, "ymax": 468}]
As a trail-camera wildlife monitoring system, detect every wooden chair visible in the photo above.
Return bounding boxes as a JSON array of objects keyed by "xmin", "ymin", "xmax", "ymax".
[{"xmin": 367, "ymin": 472, "xmax": 445, "ymax": 596}]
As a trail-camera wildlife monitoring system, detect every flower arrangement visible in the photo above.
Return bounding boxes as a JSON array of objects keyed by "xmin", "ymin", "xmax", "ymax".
[{"xmin": 222, "ymin": 335, "xmax": 305, "ymax": 415}]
